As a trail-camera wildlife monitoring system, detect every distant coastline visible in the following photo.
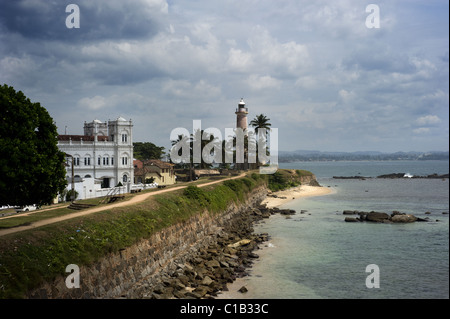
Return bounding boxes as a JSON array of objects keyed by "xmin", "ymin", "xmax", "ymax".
[
  {"xmin": 279, "ymin": 150, "xmax": 449, "ymax": 163},
  {"xmin": 333, "ymin": 172, "xmax": 449, "ymax": 179}
]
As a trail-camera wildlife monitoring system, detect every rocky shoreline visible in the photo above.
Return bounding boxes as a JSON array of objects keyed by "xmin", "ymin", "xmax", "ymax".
[{"xmin": 142, "ymin": 204, "xmax": 296, "ymax": 299}]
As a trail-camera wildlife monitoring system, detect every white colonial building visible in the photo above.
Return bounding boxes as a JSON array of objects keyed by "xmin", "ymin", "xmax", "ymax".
[{"xmin": 57, "ymin": 117, "xmax": 134, "ymax": 200}]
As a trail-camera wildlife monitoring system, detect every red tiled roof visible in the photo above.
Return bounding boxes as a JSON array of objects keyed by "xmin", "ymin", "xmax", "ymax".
[
  {"xmin": 143, "ymin": 159, "xmax": 174, "ymax": 169},
  {"xmin": 133, "ymin": 159, "xmax": 144, "ymax": 169}
]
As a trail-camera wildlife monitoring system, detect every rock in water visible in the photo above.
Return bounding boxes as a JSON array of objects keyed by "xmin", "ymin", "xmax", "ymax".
[
  {"xmin": 391, "ymin": 214, "xmax": 417, "ymax": 223},
  {"xmin": 366, "ymin": 212, "xmax": 390, "ymax": 222},
  {"xmin": 238, "ymin": 286, "xmax": 248, "ymax": 293}
]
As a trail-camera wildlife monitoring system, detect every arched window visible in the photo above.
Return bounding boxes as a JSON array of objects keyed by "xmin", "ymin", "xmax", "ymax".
[{"xmin": 123, "ymin": 174, "xmax": 128, "ymax": 183}]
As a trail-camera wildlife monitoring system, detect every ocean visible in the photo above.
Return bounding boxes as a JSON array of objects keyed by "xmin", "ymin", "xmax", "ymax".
[{"xmin": 226, "ymin": 160, "xmax": 449, "ymax": 299}]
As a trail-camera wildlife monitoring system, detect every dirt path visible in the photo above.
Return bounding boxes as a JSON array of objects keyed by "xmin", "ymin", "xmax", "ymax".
[{"xmin": 0, "ymin": 173, "xmax": 246, "ymax": 237}]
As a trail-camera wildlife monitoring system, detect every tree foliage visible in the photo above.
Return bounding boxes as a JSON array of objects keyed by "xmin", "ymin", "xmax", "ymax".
[
  {"xmin": 250, "ymin": 114, "xmax": 271, "ymax": 134},
  {"xmin": 0, "ymin": 84, "xmax": 67, "ymax": 206},
  {"xmin": 133, "ymin": 142, "xmax": 165, "ymax": 161}
]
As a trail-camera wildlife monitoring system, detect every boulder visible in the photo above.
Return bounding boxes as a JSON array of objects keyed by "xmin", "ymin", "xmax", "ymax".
[
  {"xmin": 205, "ymin": 259, "xmax": 220, "ymax": 268},
  {"xmin": 227, "ymin": 239, "xmax": 251, "ymax": 248},
  {"xmin": 391, "ymin": 214, "xmax": 417, "ymax": 223},
  {"xmin": 193, "ymin": 285, "xmax": 212, "ymax": 297},
  {"xmin": 238, "ymin": 286, "xmax": 248, "ymax": 293},
  {"xmin": 345, "ymin": 217, "xmax": 359, "ymax": 222},
  {"xmin": 366, "ymin": 212, "xmax": 390, "ymax": 222},
  {"xmin": 279, "ymin": 209, "xmax": 296, "ymax": 215},
  {"xmin": 201, "ymin": 276, "xmax": 214, "ymax": 286},
  {"xmin": 248, "ymin": 252, "xmax": 259, "ymax": 259},
  {"xmin": 358, "ymin": 212, "xmax": 368, "ymax": 220}
]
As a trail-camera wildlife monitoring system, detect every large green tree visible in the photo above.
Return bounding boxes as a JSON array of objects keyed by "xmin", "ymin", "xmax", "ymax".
[
  {"xmin": 133, "ymin": 142, "xmax": 165, "ymax": 161},
  {"xmin": 0, "ymin": 84, "xmax": 67, "ymax": 206}
]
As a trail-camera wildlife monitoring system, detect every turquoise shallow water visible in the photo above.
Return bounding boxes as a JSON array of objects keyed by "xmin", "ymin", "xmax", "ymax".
[{"xmin": 240, "ymin": 160, "xmax": 449, "ymax": 299}]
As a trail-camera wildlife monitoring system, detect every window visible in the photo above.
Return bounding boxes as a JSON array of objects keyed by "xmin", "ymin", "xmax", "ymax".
[
  {"xmin": 122, "ymin": 157, "xmax": 128, "ymax": 165},
  {"xmin": 84, "ymin": 157, "xmax": 91, "ymax": 166},
  {"xmin": 122, "ymin": 134, "xmax": 127, "ymax": 142},
  {"xmin": 74, "ymin": 157, "xmax": 80, "ymax": 166},
  {"xmin": 123, "ymin": 174, "xmax": 128, "ymax": 183},
  {"xmin": 98, "ymin": 156, "xmax": 101, "ymax": 165},
  {"xmin": 103, "ymin": 157, "xmax": 109, "ymax": 165},
  {"xmin": 111, "ymin": 156, "xmax": 114, "ymax": 165}
]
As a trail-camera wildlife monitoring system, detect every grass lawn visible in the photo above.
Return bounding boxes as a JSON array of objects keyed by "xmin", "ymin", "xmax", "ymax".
[{"xmin": 0, "ymin": 175, "xmax": 238, "ymax": 230}]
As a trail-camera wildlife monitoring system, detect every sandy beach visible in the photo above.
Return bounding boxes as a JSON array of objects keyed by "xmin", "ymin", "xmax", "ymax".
[
  {"xmin": 261, "ymin": 184, "xmax": 333, "ymax": 208},
  {"xmin": 216, "ymin": 184, "xmax": 333, "ymax": 299}
]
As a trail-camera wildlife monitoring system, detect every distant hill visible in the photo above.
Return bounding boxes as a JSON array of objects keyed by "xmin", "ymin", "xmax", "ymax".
[{"xmin": 278, "ymin": 150, "xmax": 449, "ymax": 162}]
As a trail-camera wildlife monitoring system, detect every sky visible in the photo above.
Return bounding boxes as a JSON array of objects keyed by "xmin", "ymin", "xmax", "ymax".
[{"xmin": 1, "ymin": 0, "xmax": 448, "ymax": 154}]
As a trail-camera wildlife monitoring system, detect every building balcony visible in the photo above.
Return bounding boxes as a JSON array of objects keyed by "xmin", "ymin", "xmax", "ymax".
[{"xmin": 235, "ymin": 107, "xmax": 248, "ymax": 113}]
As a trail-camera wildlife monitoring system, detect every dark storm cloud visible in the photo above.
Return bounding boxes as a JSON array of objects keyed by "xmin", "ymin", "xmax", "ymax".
[
  {"xmin": 89, "ymin": 61, "xmax": 165, "ymax": 86},
  {"xmin": 0, "ymin": 0, "xmax": 166, "ymax": 42}
]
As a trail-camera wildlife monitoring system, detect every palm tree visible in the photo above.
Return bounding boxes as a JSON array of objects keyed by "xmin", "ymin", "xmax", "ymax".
[
  {"xmin": 171, "ymin": 134, "xmax": 193, "ymax": 181},
  {"xmin": 190, "ymin": 129, "xmax": 219, "ymax": 169},
  {"xmin": 250, "ymin": 114, "xmax": 272, "ymax": 167},
  {"xmin": 250, "ymin": 114, "xmax": 272, "ymax": 135}
]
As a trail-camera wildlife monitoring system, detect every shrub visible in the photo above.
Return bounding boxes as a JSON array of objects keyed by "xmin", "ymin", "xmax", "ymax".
[
  {"xmin": 65, "ymin": 189, "xmax": 78, "ymax": 202},
  {"xmin": 183, "ymin": 185, "xmax": 209, "ymax": 207}
]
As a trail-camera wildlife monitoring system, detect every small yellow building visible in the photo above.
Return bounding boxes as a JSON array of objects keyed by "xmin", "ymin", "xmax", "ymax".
[{"xmin": 133, "ymin": 159, "xmax": 176, "ymax": 185}]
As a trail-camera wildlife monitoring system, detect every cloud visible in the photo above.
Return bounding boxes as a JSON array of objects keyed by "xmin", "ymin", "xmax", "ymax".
[
  {"xmin": 247, "ymin": 75, "xmax": 281, "ymax": 91},
  {"xmin": 77, "ymin": 95, "xmax": 109, "ymax": 110},
  {"xmin": 413, "ymin": 127, "xmax": 430, "ymax": 134},
  {"xmin": 227, "ymin": 48, "xmax": 253, "ymax": 72},
  {"xmin": 247, "ymin": 26, "xmax": 309, "ymax": 77},
  {"xmin": 338, "ymin": 89, "xmax": 356, "ymax": 102},
  {"xmin": 162, "ymin": 79, "xmax": 222, "ymax": 100},
  {"xmin": 415, "ymin": 115, "xmax": 441, "ymax": 126},
  {"xmin": 0, "ymin": 0, "xmax": 448, "ymax": 153},
  {"xmin": 0, "ymin": 0, "xmax": 169, "ymax": 42}
]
